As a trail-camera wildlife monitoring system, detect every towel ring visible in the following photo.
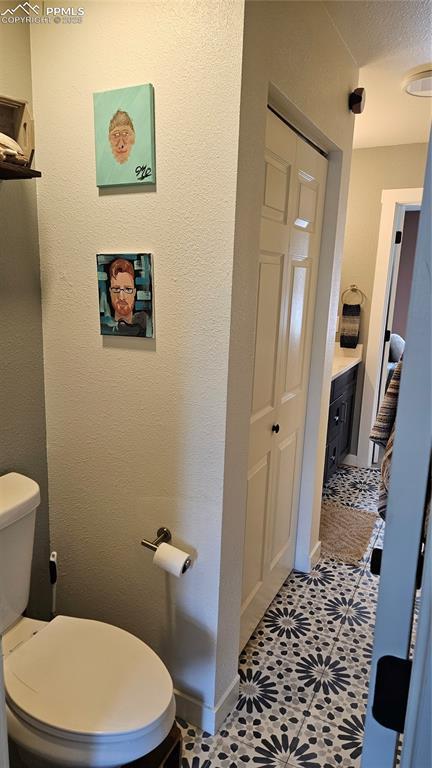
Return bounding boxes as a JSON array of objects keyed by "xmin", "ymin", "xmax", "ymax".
[{"xmin": 341, "ymin": 284, "xmax": 366, "ymax": 306}]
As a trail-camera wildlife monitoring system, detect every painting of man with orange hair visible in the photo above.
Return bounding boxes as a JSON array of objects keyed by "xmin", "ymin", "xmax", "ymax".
[{"xmin": 96, "ymin": 253, "xmax": 154, "ymax": 338}]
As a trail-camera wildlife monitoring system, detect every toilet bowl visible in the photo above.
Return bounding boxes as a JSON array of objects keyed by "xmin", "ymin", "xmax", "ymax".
[
  {"xmin": 3, "ymin": 615, "xmax": 176, "ymax": 768},
  {"xmin": 0, "ymin": 473, "xmax": 176, "ymax": 768}
]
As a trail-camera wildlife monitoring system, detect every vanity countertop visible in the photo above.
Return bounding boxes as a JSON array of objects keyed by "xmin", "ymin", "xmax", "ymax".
[{"xmin": 331, "ymin": 343, "xmax": 363, "ymax": 381}]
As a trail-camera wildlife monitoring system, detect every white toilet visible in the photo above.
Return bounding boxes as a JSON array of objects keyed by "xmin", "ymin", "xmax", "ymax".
[{"xmin": 0, "ymin": 472, "xmax": 176, "ymax": 767}]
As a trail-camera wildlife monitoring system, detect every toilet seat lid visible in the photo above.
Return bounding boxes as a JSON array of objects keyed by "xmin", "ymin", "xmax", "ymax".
[{"xmin": 5, "ymin": 616, "xmax": 173, "ymax": 738}]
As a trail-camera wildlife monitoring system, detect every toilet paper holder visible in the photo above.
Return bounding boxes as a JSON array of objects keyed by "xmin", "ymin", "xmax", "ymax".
[
  {"xmin": 141, "ymin": 527, "xmax": 172, "ymax": 552},
  {"xmin": 141, "ymin": 527, "xmax": 192, "ymax": 572}
]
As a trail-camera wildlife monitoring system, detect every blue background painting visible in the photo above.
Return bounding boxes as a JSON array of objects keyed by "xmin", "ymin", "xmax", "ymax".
[{"xmin": 96, "ymin": 253, "xmax": 154, "ymax": 337}]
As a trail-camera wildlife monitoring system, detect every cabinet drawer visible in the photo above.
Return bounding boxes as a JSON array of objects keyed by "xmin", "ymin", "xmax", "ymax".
[
  {"xmin": 330, "ymin": 365, "xmax": 358, "ymax": 403},
  {"xmin": 328, "ymin": 394, "xmax": 344, "ymax": 441}
]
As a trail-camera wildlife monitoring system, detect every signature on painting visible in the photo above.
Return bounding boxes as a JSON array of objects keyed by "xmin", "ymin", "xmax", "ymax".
[{"xmin": 135, "ymin": 164, "xmax": 152, "ymax": 181}]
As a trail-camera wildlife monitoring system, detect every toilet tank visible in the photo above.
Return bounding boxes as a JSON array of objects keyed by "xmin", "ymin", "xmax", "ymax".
[{"xmin": 0, "ymin": 473, "xmax": 40, "ymax": 635}]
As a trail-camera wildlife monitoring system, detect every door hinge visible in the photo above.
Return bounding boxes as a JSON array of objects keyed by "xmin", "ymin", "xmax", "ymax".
[
  {"xmin": 395, "ymin": 230, "xmax": 402, "ymax": 244},
  {"xmin": 384, "ymin": 329, "xmax": 391, "ymax": 342},
  {"xmin": 372, "ymin": 656, "xmax": 412, "ymax": 733}
]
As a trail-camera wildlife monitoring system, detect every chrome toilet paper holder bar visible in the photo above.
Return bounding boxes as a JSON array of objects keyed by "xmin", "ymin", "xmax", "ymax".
[
  {"xmin": 141, "ymin": 527, "xmax": 172, "ymax": 552},
  {"xmin": 141, "ymin": 527, "xmax": 192, "ymax": 573}
]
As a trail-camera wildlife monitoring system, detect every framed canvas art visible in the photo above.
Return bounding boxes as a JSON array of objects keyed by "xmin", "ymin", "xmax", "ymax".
[
  {"xmin": 96, "ymin": 253, "xmax": 154, "ymax": 338},
  {"xmin": 93, "ymin": 84, "xmax": 155, "ymax": 187}
]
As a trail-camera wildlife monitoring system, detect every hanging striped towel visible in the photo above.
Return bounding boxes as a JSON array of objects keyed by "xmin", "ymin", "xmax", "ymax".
[
  {"xmin": 372, "ymin": 360, "xmax": 431, "ymax": 527},
  {"xmin": 340, "ymin": 303, "xmax": 361, "ymax": 348},
  {"xmin": 377, "ymin": 425, "xmax": 395, "ymax": 520},
  {"xmin": 370, "ymin": 361, "xmax": 403, "ymax": 519},
  {"xmin": 370, "ymin": 362, "xmax": 402, "ymax": 447}
]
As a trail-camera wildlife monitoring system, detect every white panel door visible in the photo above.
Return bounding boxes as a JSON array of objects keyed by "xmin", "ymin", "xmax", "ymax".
[{"xmin": 240, "ymin": 110, "xmax": 327, "ymax": 649}]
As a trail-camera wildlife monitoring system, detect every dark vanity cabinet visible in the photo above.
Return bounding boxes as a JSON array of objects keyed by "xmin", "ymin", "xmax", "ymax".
[{"xmin": 323, "ymin": 365, "xmax": 358, "ymax": 484}]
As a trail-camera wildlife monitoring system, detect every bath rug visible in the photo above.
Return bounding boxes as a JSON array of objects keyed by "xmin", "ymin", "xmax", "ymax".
[{"xmin": 320, "ymin": 501, "xmax": 377, "ymax": 564}]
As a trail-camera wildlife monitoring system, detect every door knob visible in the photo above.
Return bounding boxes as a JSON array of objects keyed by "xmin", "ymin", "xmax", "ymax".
[{"xmin": 272, "ymin": 424, "xmax": 280, "ymax": 434}]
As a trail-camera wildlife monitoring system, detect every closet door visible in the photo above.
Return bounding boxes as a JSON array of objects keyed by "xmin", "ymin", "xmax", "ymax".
[{"xmin": 240, "ymin": 110, "xmax": 327, "ymax": 649}]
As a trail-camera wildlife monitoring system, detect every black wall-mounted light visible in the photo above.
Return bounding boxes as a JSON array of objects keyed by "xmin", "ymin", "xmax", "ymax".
[{"xmin": 349, "ymin": 87, "xmax": 366, "ymax": 114}]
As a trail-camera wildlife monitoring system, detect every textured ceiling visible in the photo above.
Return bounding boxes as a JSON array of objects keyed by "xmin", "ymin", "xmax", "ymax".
[
  {"xmin": 324, "ymin": 0, "xmax": 432, "ymax": 147},
  {"xmin": 324, "ymin": 0, "xmax": 432, "ymax": 67}
]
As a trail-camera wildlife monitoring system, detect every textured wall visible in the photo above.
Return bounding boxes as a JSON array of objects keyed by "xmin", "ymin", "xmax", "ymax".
[
  {"xmin": 0, "ymin": 15, "xmax": 51, "ymax": 621},
  {"xmin": 30, "ymin": 0, "xmax": 244, "ymax": 725},
  {"xmin": 341, "ymin": 143, "xmax": 427, "ymax": 452},
  {"xmin": 220, "ymin": 0, "xmax": 358, "ymax": 678}
]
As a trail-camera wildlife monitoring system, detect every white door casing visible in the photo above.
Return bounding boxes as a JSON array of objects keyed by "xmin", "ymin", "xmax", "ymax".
[
  {"xmin": 357, "ymin": 188, "xmax": 423, "ymax": 468},
  {"xmin": 371, "ymin": 204, "xmax": 421, "ymax": 465},
  {"xmin": 370, "ymin": 218, "xmax": 404, "ymax": 466},
  {"xmin": 240, "ymin": 110, "xmax": 327, "ymax": 650}
]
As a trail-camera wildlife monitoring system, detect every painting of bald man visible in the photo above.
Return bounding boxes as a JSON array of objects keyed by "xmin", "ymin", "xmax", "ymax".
[
  {"xmin": 93, "ymin": 84, "xmax": 155, "ymax": 187},
  {"xmin": 96, "ymin": 253, "xmax": 154, "ymax": 338}
]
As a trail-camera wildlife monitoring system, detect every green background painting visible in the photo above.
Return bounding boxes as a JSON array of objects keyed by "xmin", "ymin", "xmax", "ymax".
[{"xmin": 93, "ymin": 84, "xmax": 155, "ymax": 187}]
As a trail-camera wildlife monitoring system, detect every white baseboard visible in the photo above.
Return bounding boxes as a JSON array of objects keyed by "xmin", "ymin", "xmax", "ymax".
[
  {"xmin": 294, "ymin": 539, "xmax": 321, "ymax": 573},
  {"xmin": 175, "ymin": 674, "xmax": 239, "ymax": 735},
  {"xmin": 310, "ymin": 539, "xmax": 321, "ymax": 569}
]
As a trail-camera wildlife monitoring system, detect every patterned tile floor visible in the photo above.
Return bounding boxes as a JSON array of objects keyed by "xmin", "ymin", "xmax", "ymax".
[{"xmin": 179, "ymin": 466, "xmax": 383, "ymax": 768}]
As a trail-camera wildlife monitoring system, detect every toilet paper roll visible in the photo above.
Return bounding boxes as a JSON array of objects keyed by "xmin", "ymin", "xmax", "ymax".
[{"xmin": 153, "ymin": 542, "xmax": 192, "ymax": 577}]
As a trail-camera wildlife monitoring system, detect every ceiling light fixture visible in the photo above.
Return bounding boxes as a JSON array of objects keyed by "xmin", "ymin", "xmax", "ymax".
[{"xmin": 402, "ymin": 66, "xmax": 432, "ymax": 97}]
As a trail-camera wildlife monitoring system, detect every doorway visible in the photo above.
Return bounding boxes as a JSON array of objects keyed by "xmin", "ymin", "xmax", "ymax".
[
  {"xmin": 357, "ymin": 188, "xmax": 423, "ymax": 468},
  {"xmin": 371, "ymin": 208, "xmax": 420, "ymax": 464}
]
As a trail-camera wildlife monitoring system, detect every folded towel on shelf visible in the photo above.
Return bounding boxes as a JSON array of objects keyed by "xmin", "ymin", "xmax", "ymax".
[
  {"xmin": 0, "ymin": 132, "xmax": 28, "ymax": 164},
  {"xmin": 340, "ymin": 303, "xmax": 361, "ymax": 348}
]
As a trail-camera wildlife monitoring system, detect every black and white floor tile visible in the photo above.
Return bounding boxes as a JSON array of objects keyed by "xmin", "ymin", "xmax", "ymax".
[
  {"xmin": 180, "ymin": 467, "xmax": 382, "ymax": 768},
  {"xmin": 322, "ymin": 466, "xmax": 380, "ymax": 513}
]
